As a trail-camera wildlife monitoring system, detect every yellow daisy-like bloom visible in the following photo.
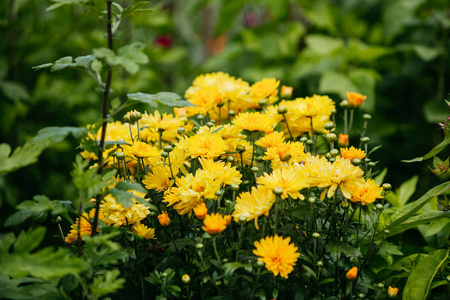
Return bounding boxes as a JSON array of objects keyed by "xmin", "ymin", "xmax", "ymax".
[
  {"xmin": 163, "ymin": 170, "xmax": 221, "ymax": 216},
  {"xmin": 157, "ymin": 211, "xmax": 171, "ymax": 227},
  {"xmin": 315, "ymin": 157, "xmax": 364, "ymax": 200},
  {"xmin": 131, "ymin": 222, "xmax": 156, "ymax": 239},
  {"xmin": 176, "ymin": 132, "xmax": 228, "ymax": 159},
  {"xmin": 128, "ymin": 140, "xmax": 160, "ymax": 159},
  {"xmin": 141, "ymin": 110, "xmax": 184, "ymax": 133},
  {"xmin": 290, "ymin": 95, "xmax": 335, "ymax": 118},
  {"xmin": 338, "ymin": 133, "xmax": 349, "ymax": 147},
  {"xmin": 185, "ymin": 86, "xmax": 222, "ymax": 116},
  {"xmin": 233, "ymin": 187, "xmax": 275, "ymax": 230},
  {"xmin": 250, "ymin": 78, "xmax": 280, "ymax": 100},
  {"xmin": 340, "ymin": 146, "xmax": 366, "ymax": 162},
  {"xmin": 387, "ymin": 286, "xmax": 399, "ymax": 298},
  {"xmin": 198, "ymin": 124, "xmax": 246, "ymax": 140},
  {"xmin": 347, "ymin": 92, "xmax": 367, "ymax": 107},
  {"xmin": 255, "ymin": 132, "xmax": 286, "ymax": 148},
  {"xmin": 264, "ymin": 141, "xmax": 306, "ymax": 169},
  {"xmin": 142, "ymin": 166, "xmax": 174, "ymax": 192},
  {"xmin": 202, "ymin": 213, "xmax": 229, "ymax": 235},
  {"xmin": 65, "ymin": 209, "xmax": 102, "ymax": 244},
  {"xmin": 257, "ymin": 167, "xmax": 309, "ymax": 200},
  {"xmin": 101, "ymin": 191, "xmax": 150, "ymax": 227},
  {"xmin": 253, "ymin": 235, "xmax": 300, "ymax": 279},
  {"xmin": 280, "ymin": 85, "xmax": 293, "ymax": 98},
  {"xmin": 199, "ymin": 158, "xmax": 242, "ymax": 187},
  {"xmin": 232, "ymin": 112, "xmax": 276, "ymax": 133},
  {"xmin": 348, "ymin": 178, "xmax": 383, "ymax": 205},
  {"xmin": 222, "ymin": 139, "xmax": 253, "ymax": 166},
  {"xmin": 194, "ymin": 202, "xmax": 208, "ymax": 220}
]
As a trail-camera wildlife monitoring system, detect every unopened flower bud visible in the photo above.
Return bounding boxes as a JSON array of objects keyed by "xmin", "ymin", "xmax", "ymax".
[
  {"xmin": 352, "ymin": 158, "xmax": 362, "ymax": 166},
  {"xmin": 182, "ymin": 274, "xmax": 191, "ymax": 284},
  {"xmin": 364, "ymin": 157, "xmax": 371, "ymax": 163},
  {"xmin": 197, "ymin": 114, "xmax": 205, "ymax": 120},
  {"xmin": 256, "ymin": 260, "xmax": 265, "ymax": 268},
  {"xmin": 236, "ymin": 145, "xmax": 246, "ymax": 153},
  {"xmin": 324, "ymin": 122, "xmax": 335, "ymax": 131},
  {"xmin": 256, "ymin": 156, "xmax": 264, "ymax": 163},
  {"xmin": 341, "ymin": 201, "xmax": 349, "ymax": 209},
  {"xmin": 382, "ymin": 183, "xmax": 392, "ymax": 191},
  {"xmin": 346, "ymin": 267, "xmax": 358, "ymax": 280},
  {"xmin": 195, "ymin": 243, "xmax": 204, "ymax": 249},
  {"xmin": 363, "ymin": 114, "xmax": 372, "ymax": 120},
  {"xmin": 306, "ymin": 139, "xmax": 314, "ymax": 146},
  {"xmin": 325, "ymin": 153, "xmax": 332, "ymax": 160},
  {"xmin": 161, "ymin": 272, "xmax": 168, "ymax": 278},
  {"xmin": 326, "ymin": 133, "xmax": 337, "ymax": 143},
  {"xmin": 377, "ymin": 283, "xmax": 384, "ymax": 289},
  {"xmin": 251, "ymin": 167, "xmax": 259, "ymax": 173},
  {"xmin": 277, "ymin": 105, "xmax": 288, "ymax": 114},
  {"xmin": 312, "ymin": 232, "xmax": 321, "ymax": 239},
  {"xmin": 329, "ymin": 157, "xmax": 336, "ymax": 163},
  {"xmin": 227, "ymin": 155, "xmax": 235, "ymax": 163},
  {"xmin": 243, "ymin": 180, "xmax": 250, "ymax": 185},
  {"xmin": 163, "ymin": 145, "xmax": 173, "ymax": 153},
  {"xmin": 224, "ymin": 199, "xmax": 232, "ymax": 206},
  {"xmin": 116, "ymin": 152, "xmax": 125, "ymax": 159},
  {"xmin": 228, "ymin": 110, "xmax": 236, "ymax": 117},
  {"xmin": 358, "ymin": 293, "xmax": 365, "ymax": 299},
  {"xmin": 280, "ymin": 85, "xmax": 293, "ymax": 98},
  {"xmin": 384, "ymin": 229, "xmax": 390, "ymax": 235},
  {"xmin": 316, "ymin": 261, "xmax": 324, "ymax": 267},
  {"xmin": 368, "ymin": 162, "xmax": 376, "ymax": 168},
  {"xmin": 215, "ymin": 190, "xmax": 224, "ymax": 197},
  {"xmin": 273, "ymin": 187, "xmax": 283, "ymax": 196},
  {"xmin": 308, "ymin": 197, "xmax": 316, "ymax": 204},
  {"xmin": 123, "ymin": 113, "xmax": 131, "ymax": 123},
  {"xmin": 360, "ymin": 137, "xmax": 370, "ymax": 144},
  {"xmin": 161, "ymin": 151, "xmax": 169, "ymax": 158},
  {"xmin": 299, "ymin": 137, "xmax": 308, "ymax": 143},
  {"xmin": 231, "ymin": 183, "xmax": 240, "ymax": 191},
  {"xmin": 258, "ymin": 99, "xmax": 267, "ymax": 107},
  {"xmin": 192, "ymin": 126, "xmax": 199, "ymax": 133},
  {"xmin": 206, "ymin": 121, "xmax": 214, "ymax": 128},
  {"xmin": 239, "ymin": 216, "xmax": 247, "ymax": 224},
  {"xmin": 177, "ymin": 127, "xmax": 186, "ymax": 135},
  {"xmin": 340, "ymin": 100, "xmax": 349, "ymax": 108},
  {"xmin": 55, "ymin": 216, "xmax": 62, "ymax": 223},
  {"xmin": 375, "ymin": 203, "xmax": 383, "ymax": 211},
  {"xmin": 338, "ymin": 134, "xmax": 349, "ymax": 147},
  {"xmin": 330, "ymin": 149, "xmax": 339, "ymax": 157}
]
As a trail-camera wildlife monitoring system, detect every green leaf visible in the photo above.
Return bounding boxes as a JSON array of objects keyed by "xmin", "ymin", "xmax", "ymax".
[
  {"xmin": 326, "ymin": 240, "xmax": 361, "ymax": 261},
  {"xmin": 115, "ymin": 181, "xmax": 147, "ymax": 194},
  {"xmin": 305, "ymin": 35, "xmax": 344, "ymax": 56},
  {"xmin": 385, "ymin": 181, "xmax": 450, "ymax": 231},
  {"xmin": 318, "ymin": 71, "xmax": 357, "ymax": 99},
  {"xmin": 386, "ymin": 211, "xmax": 449, "ymax": 237},
  {"xmin": 121, "ymin": 1, "xmax": 154, "ymax": 18},
  {"xmin": 91, "ymin": 269, "xmax": 125, "ymax": 299},
  {"xmin": 382, "ymin": 0, "xmax": 426, "ymax": 41},
  {"xmin": 0, "ymin": 275, "xmax": 61, "ymax": 300},
  {"xmin": 127, "ymin": 92, "xmax": 193, "ymax": 108},
  {"xmin": 0, "ymin": 81, "xmax": 30, "ymax": 102},
  {"xmin": 402, "ymin": 157, "xmax": 424, "ymax": 163},
  {"xmin": 47, "ymin": 0, "xmax": 90, "ymax": 11},
  {"xmin": 397, "ymin": 44, "xmax": 441, "ymax": 62},
  {"xmin": 403, "ymin": 249, "xmax": 449, "ymax": 300},
  {"xmin": 14, "ymin": 227, "xmax": 46, "ymax": 254},
  {"xmin": 215, "ymin": 1, "xmax": 245, "ymax": 35},
  {"xmin": 222, "ymin": 262, "xmax": 245, "ymax": 278},
  {"xmin": 32, "ymin": 126, "xmax": 88, "ymax": 144},
  {"xmin": 374, "ymin": 168, "xmax": 388, "ymax": 185},
  {"xmin": 0, "ymin": 142, "xmax": 48, "ymax": 174},
  {"xmin": 397, "ymin": 176, "xmax": 418, "ymax": 207},
  {"xmin": 94, "ymin": 43, "xmax": 149, "ymax": 74}
]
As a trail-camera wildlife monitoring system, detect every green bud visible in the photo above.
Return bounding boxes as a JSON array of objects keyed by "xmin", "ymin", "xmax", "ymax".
[
  {"xmin": 197, "ymin": 114, "xmax": 205, "ymax": 120},
  {"xmin": 326, "ymin": 133, "xmax": 337, "ymax": 143},
  {"xmin": 306, "ymin": 139, "xmax": 314, "ymax": 146},
  {"xmin": 273, "ymin": 187, "xmax": 283, "ymax": 196},
  {"xmin": 325, "ymin": 153, "xmax": 332, "ymax": 160},
  {"xmin": 177, "ymin": 127, "xmax": 186, "ymax": 135},
  {"xmin": 182, "ymin": 274, "xmax": 191, "ymax": 284},
  {"xmin": 206, "ymin": 121, "xmax": 214, "ymax": 128},
  {"xmin": 222, "ymin": 258, "xmax": 228, "ymax": 263},
  {"xmin": 324, "ymin": 122, "xmax": 335, "ymax": 131},
  {"xmin": 299, "ymin": 137, "xmax": 308, "ymax": 143},
  {"xmin": 116, "ymin": 152, "xmax": 125, "ymax": 159},
  {"xmin": 231, "ymin": 183, "xmax": 240, "ymax": 191},
  {"xmin": 195, "ymin": 243, "xmax": 204, "ymax": 249},
  {"xmin": 364, "ymin": 157, "xmax": 371, "ymax": 163},
  {"xmin": 192, "ymin": 126, "xmax": 199, "ymax": 133},
  {"xmin": 341, "ymin": 201, "xmax": 349, "ymax": 209},
  {"xmin": 251, "ymin": 166, "xmax": 259, "ymax": 173},
  {"xmin": 161, "ymin": 272, "xmax": 168, "ymax": 278},
  {"xmin": 215, "ymin": 281, "xmax": 222, "ymax": 286},
  {"xmin": 312, "ymin": 232, "xmax": 321, "ymax": 239},
  {"xmin": 363, "ymin": 114, "xmax": 372, "ymax": 120},
  {"xmin": 329, "ymin": 157, "xmax": 336, "ymax": 163},
  {"xmin": 224, "ymin": 199, "xmax": 232, "ymax": 206},
  {"xmin": 368, "ymin": 162, "xmax": 376, "ymax": 168},
  {"xmin": 236, "ymin": 145, "xmax": 246, "ymax": 153},
  {"xmin": 227, "ymin": 155, "xmax": 235, "ymax": 163},
  {"xmin": 352, "ymin": 158, "xmax": 362, "ymax": 166},
  {"xmin": 243, "ymin": 180, "xmax": 250, "ymax": 185},
  {"xmin": 161, "ymin": 151, "xmax": 169, "ymax": 158},
  {"xmin": 375, "ymin": 203, "xmax": 383, "ymax": 211},
  {"xmin": 384, "ymin": 229, "xmax": 390, "ymax": 235},
  {"xmin": 228, "ymin": 110, "xmax": 236, "ymax": 117},
  {"xmin": 256, "ymin": 156, "xmax": 264, "ymax": 163},
  {"xmin": 358, "ymin": 293, "xmax": 365, "ymax": 299},
  {"xmin": 239, "ymin": 216, "xmax": 247, "ymax": 224},
  {"xmin": 256, "ymin": 260, "xmax": 265, "ymax": 268},
  {"xmin": 55, "ymin": 216, "xmax": 62, "ymax": 224},
  {"xmin": 316, "ymin": 261, "xmax": 324, "ymax": 267},
  {"xmin": 360, "ymin": 137, "xmax": 370, "ymax": 144},
  {"xmin": 377, "ymin": 283, "xmax": 384, "ymax": 289},
  {"xmin": 330, "ymin": 149, "xmax": 339, "ymax": 157},
  {"xmin": 340, "ymin": 100, "xmax": 349, "ymax": 108},
  {"xmin": 215, "ymin": 190, "xmax": 224, "ymax": 197},
  {"xmin": 163, "ymin": 145, "xmax": 173, "ymax": 153},
  {"xmin": 382, "ymin": 183, "xmax": 392, "ymax": 191},
  {"xmin": 277, "ymin": 105, "xmax": 288, "ymax": 114},
  {"xmin": 308, "ymin": 197, "xmax": 316, "ymax": 204},
  {"xmin": 258, "ymin": 99, "xmax": 267, "ymax": 107},
  {"xmin": 446, "ymin": 275, "xmax": 450, "ymax": 283}
]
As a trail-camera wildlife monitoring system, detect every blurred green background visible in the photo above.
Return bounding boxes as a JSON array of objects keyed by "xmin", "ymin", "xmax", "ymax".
[{"xmin": 1, "ymin": 0, "xmax": 449, "ymax": 215}]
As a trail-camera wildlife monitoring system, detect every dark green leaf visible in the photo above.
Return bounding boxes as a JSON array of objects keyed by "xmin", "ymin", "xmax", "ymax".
[
  {"xmin": 222, "ymin": 262, "xmax": 245, "ymax": 278},
  {"xmin": 385, "ymin": 211, "xmax": 449, "ymax": 237},
  {"xmin": 14, "ymin": 227, "xmax": 46, "ymax": 254},
  {"xmin": 403, "ymin": 249, "xmax": 449, "ymax": 300},
  {"xmin": 91, "ymin": 269, "xmax": 125, "ymax": 299},
  {"xmin": 47, "ymin": 0, "xmax": 90, "ymax": 11},
  {"xmin": 127, "ymin": 92, "xmax": 193, "ymax": 107},
  {"xmin": 122, "ymin": 1, "xmax": 154, "ymax": 18},
  {"xmin": 326, "ymin": 240, "xmax": 361, "ymax": 261},
  {"xmin": 0, "ymin": 142, "xmax": 48, "ymax": 174},
  {"xmin": 32, "ymin": 126, "xmax": 87, "ymax": 144}
]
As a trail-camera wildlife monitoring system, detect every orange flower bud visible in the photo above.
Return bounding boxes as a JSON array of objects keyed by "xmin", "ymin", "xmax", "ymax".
[
  {"xmin": 157, "ymin": 211, "xmax": 171, "ymax": 227},
  {"xmin": 338, "ymin": 134, "xmax": 349, "ymax": 147},
  {"xmin": 346, "ymin": 266, "xmax": 358, "ymax": 280},
  {"xmin": 387, "ymin": 286, "xmax": 399, "ymax": 298},
  {"xmin": 280, "ymin": 85, "xmax": 293, "ymax": 98},
  {"xmin": 346, "ymin": 92, "xmax": 366, "ymax": 107},
  {"xmin": 194, "ymin": 202, "xmax": 208, "ymax": 220}
]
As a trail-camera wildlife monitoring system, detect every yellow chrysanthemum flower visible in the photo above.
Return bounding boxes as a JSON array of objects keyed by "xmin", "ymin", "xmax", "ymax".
[
  {"xmin": 202, "ymin": 213, "xmax": 229, "ymax": 235},
  {"xmin": 141, "ymin": 110, "xmax": 184, "ymax": 133},
  {"xmin": 185, "ymin": 86, "xmax": 222, "ymax": 116},
  {"xmin": 255, "ymin": 132, "xmax": 286, "ymax": 148},
  {"xmin": 348, "ymin": 178, "xmax": 383, "ymax": 205},
  {"xmin": 340, "ymin": 146, "xmax": 366, "ymax": 162},
  {"xmin": 253, "ymin": 235, "xmax": 300, "ymax": 279},
  {"xmin": 250, "ymin": 78, "xmax": 280, "ymax": 100},
  {"xmin": 128, "ymin": 140, "xmax": 160, "ymax": 159},
  {"xmin": 101, "ymin": 191, "xmax": 150, "ymax": 227},
  {"xmin": 131, "ymin": 222, "xmax": 156, "ymax": 239},
  {"xmin": 199, "ymin": 158, "xmax": 242, "ymax": 187},
  {"xmin": 163, "ymin": 170, "xmax": 221, "ymax": 215},
  {"xmin": 157, "ymin": 211, "xmax": 171, "ymax": 227},
  {"xmin": 263, "ymin": 141, "xmax": 306, "ymax": 169},
  {"xmin": 221, "ymin": 139, "xmax": 253, "ymax": 166},
  {"xmin": 176, "ymin": 132, "xmax": 228, "ymax": 159},
  {"xmin": 233, "ymin": 187, "xmax": 275, "ymax": 229},
  {"xmin": 232, "ymin": 112, "xmax": 276, "ymax": 133},
  {"xmin": 65, "ymin": 209, "xmax": 102, "ymax": 244},
  {"xmin": 347, "ymin": 92, "xmax": 366, "ymax": 107},
  {"xmin": 314, "ymin": 157, "xmax": 364, "ymax": 200},
  {"xmin": 142, "ymin": 165, "xmax": 174, "ymax": 192},
  {"xmin": 257, "ymin": 167, "xmax": 309, "ymax": 200}
]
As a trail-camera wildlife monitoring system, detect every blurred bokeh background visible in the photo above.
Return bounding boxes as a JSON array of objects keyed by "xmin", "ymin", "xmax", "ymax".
[{"xmin": 1, "ymin": 0, "xmax": 449, "ymax": 215}]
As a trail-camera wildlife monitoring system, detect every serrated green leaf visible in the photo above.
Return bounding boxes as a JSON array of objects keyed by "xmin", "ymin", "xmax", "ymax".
[
  {"xmin": 32, "ymin": 126, "xmax": 88, "ymax": 144},
  {"xmin": 0, "ymin": 233, "xmax": 16, "ymax": 256},
  {"xmin": 14, "ymin": 227, "xmax": 46, "ymax": 254},
  {"xmin": 91, "ymin": 269, "xmax": 125, "ymax": 299},
  {"xmin": 47, "ymin": 0, "xmax": 90, "ymax": 11},
  {"xmin": 403, "ymin": 249, "xmax": 449, "ymax": 300},
  {"xmin": 127, "ymin": 92, "xmax": 193, "ymax": 107},
  {"xmin": 326, "ymin": 240, "xmax": 361, "ymax": 261},
  {"xmin": 115, "ymin": 181, "xmax": 147, "ymax": 193},
  {"xmin": 0, "ymin": 142, "xmax": 48, "ymax": 174},
  {"xmin": 121, "ymin": 1, "xmax": 153, "ymax": 18}
]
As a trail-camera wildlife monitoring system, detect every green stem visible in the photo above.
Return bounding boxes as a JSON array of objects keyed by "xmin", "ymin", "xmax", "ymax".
[
  {"xmin": 158, "ymin": 130, "xmax": 162, "ymax": 150},
  {"xmin": 136, "ymin": 120, "xmax": 140, "ymax": 141},
  {"xmin": 348, "ymin": 109, "xmax": 354, "ymax": 135},
  {"xmin": 213, "ymin": 236, "xmax": 222, "ymax": 267},
  {"xmin": 275, "ymin": 196, "xmax": 280, "ymax": 234},
  {"xmin": 128, "ymin": 123, "xmax": 134, "ymax": 144},
  {"xmin": 167, "ymin": 152, "xmax": 175, "ymax": 180},
  {"xmin": 235, "ymin": 222, "xmax": 244, "ymax": 262},
  {"xmin": 344, "ymin": 109, "xmax": 348, "ymax": 135},
  {"xmin": 282, "ymin": 113, "xmax": 293, "ymax": 140},
  {"xmin": 250, "ymin": 131, "xmax": 256, "ymax": 168},
  {"xmin": 355, "ymin": 203, "xmax": 362, "ymax": 246}
]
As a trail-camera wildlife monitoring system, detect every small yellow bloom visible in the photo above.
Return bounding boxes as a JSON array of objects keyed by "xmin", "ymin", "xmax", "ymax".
[
  {"xmin": 194, "ymin": 202, "xmax": 208, "ymax": 220},
  {"xmin": 338, "ymin": 134, "xmax": 349, "ymax": 147},
  {"xmin": 176, "ymin": 132, "xmax": 228, "ymax": 159},
  {"xmin": 250, "ymin": 78, "xmax": 280, "ymax": 99},
  {"xmin": 255, "ymin": 132, "xmax": 285, "ymax": 149},
  {"xmin": 233, "ymin": 187, "xmax": 276, "ymax": 230},
  {"xmin": 65, "ymin": 209, "xmax": 101, "ymax": 244},
  {"xmin": 388, "ymin": 286, "xmax": 399, "ymax": 298},
  {"xmin": 280, "ymin": 85, "xmax": 293, "ymax": 98},
  {"xmin": 129, "ymin": 140, "xmax": 160, "ymax": 159},
  {"xmin": 142, "ymin": 166, "xmax": 174, "ymax": 192},
  {"xmin": 253, "ymin": 235, "xmax": 300, "ymax": 279},
  {"xmin": 257, "ymin": 167, "xmax": 309, "ymax": 200},
  {"xmin": 347, "ymin": 92, "xmax": 367, "ymax": 107},
  {"xmin": 340, "ymin": 146, "xmax": 366, "ymax": 162},
  {"xmin": 346, "ymin": 266, "xmax": 358, "ymax": 280},
  {"xmin": 157, "ymin": 211, "xmax": 171, "ymax": 227},
  {"xmin": 232, "ymin": 112, "xmax": 276, "ymax": 133},
  {"xmin": 348, "ymin": 178, "xmax": 384, "ymax": 205},
  {"xmin": 202, "ymin": 213, "xmax": 228, "ymax": 235},
  {"xmin": 131, "ymin": 222, "xmax": 156, "ymax": 239}
]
